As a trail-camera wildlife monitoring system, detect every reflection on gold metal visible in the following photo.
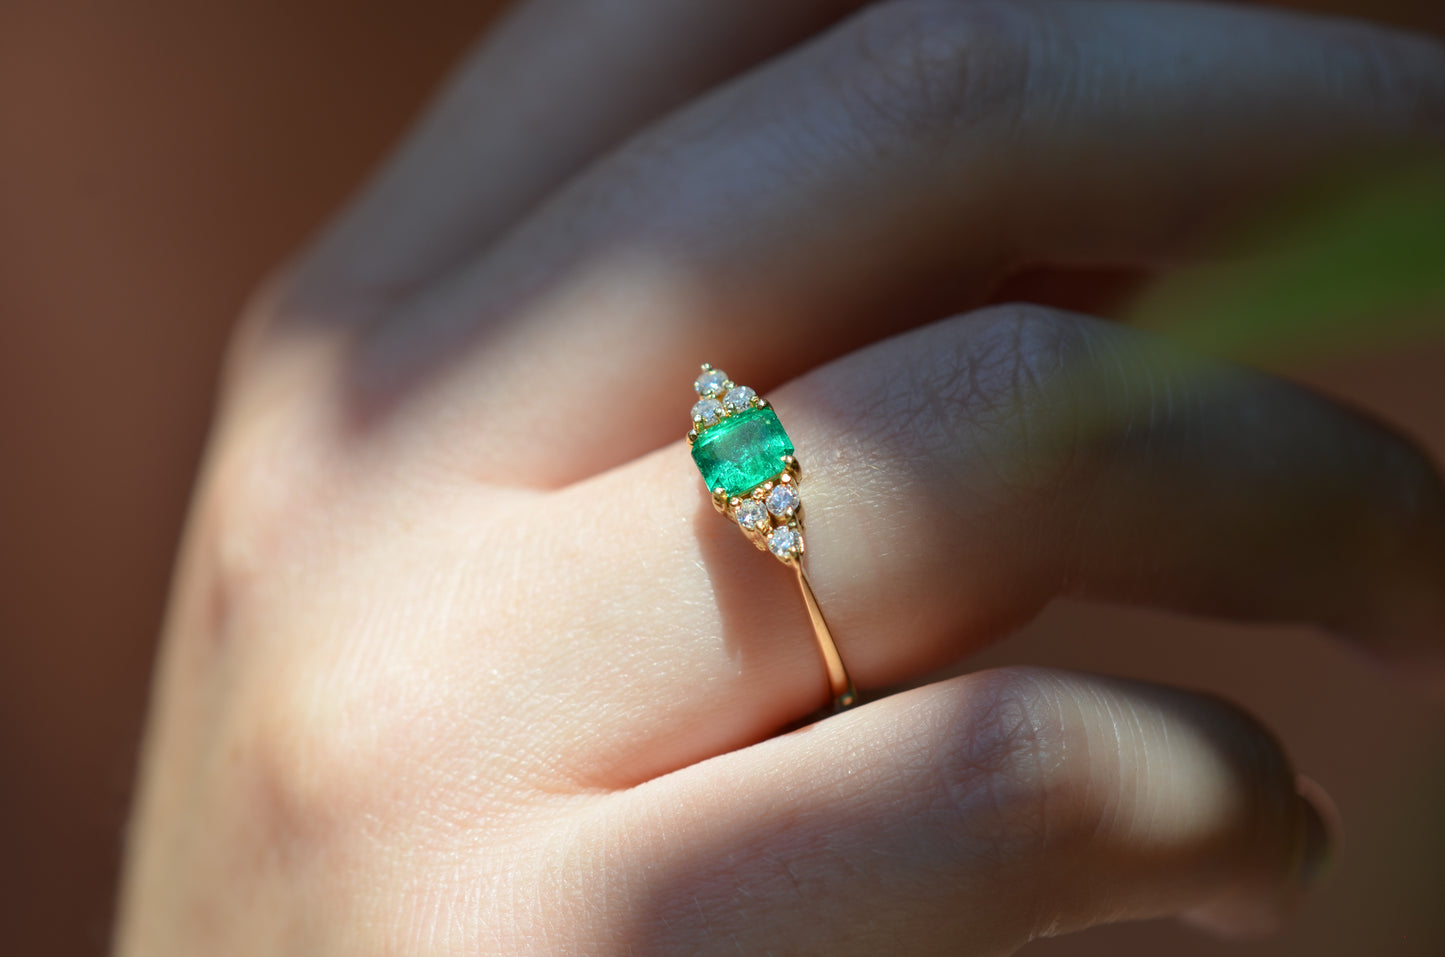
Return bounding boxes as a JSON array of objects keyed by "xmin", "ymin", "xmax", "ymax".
[{"xmin": 795, "ymin": 560, "xmax": 858, "ymax": 711}]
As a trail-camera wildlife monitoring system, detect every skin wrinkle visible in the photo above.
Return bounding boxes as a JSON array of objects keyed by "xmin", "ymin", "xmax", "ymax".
[
  {"xmin": 1118, "ymin": 694, "xmax": 1153, "ymax": 855},
  {"xmin": 837, "ymin": 0, "xmax": 1039, "ymax": 167},
  {"xmin": 939, "ymin": 674, "xmax": 1056, "ymax": 872},
  {"xmin": 868, "ymin": 311, "xmax": 1043, "ymax": 517},
  {"xmin": 629, "ymin": 706, "xmax": 969, "ymax": 951}
]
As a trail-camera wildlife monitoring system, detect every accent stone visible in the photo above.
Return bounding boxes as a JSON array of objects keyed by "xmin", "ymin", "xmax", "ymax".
[
  {"xmin": 691, "ymin": 397, "xmax": 723, "ymax": 427},
  {"xmin": 735, "ymin": 499, "xmax": 769, "ymax": 530},
  {"xmin": 768, "ymin": 525, "xmax": 801, "ymax": 559},
  {"xmin": 691, "ymin": 406, "xmax": 794, "ymax": 497},
  {"xmin": 766, "ymin": 483, "xmax": 799, "ymax": 518},
  {"xmin": 695, "ymin": 368, "xmax": 730, "ymax": 398},
  {"xmin": 723, "ymin": 385, "xmax": 757, "ymax": 413}
]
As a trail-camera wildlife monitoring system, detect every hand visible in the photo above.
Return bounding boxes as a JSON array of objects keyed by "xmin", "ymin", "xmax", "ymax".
[{"xmin": 116, "ymin": 1, "xmax": 1445, "ymax": 953}]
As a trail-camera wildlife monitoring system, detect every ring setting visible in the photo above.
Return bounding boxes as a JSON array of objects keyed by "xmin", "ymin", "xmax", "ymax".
[{"xmin": 688, "ymin": 364, "xmax": 857, "ymax": 711}]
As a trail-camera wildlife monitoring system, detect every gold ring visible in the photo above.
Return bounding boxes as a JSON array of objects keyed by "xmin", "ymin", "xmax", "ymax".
[{"xmin": 687, "ymin": 364, "xmax": 858, "ymax": 712}]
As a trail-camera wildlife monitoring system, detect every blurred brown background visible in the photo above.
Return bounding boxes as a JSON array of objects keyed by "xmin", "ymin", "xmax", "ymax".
[{"xmin": 1, "ymin": 2, "xmax": 1442, "ymax": 955}]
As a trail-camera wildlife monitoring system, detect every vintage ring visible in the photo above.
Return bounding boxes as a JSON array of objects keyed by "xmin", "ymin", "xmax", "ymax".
[{"xmin": 687, "ymin": 364, "xmax": 857, "ymax": 712}]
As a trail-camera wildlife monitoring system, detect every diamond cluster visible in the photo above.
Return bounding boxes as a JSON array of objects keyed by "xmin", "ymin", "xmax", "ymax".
[
  {"xmin": 688, "ymin": 364, "xmax": 804, "ymax": 564},
  {"xmin": 731, "ymin": 470, "xmax": 804, "ymax": 562},
  {"xmin": 691, "ymin": 366, "xmax": 761, "ymax": 429}
]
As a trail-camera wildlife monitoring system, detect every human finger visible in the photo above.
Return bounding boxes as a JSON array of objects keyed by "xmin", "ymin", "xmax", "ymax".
[
  {"xmin": 593, "ymin": 668, "xmax": 1332, "ymax": 954},
  {"xmin": 291, "ymin": 0, "xmax": 864, "ymax": 306},
  {"xmin": 361, "ymin": 0, "xmax": 1445, "ymax": 486},
  {"xmin": 522, "ymin": 304, "xmax": 1444, "ymax": 786},
  {"xmin": 284, "ymin": 0, "xmax": 1445, "ymax": 312}
]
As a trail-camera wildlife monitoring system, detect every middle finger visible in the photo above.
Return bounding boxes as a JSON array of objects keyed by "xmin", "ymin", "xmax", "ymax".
[{"xmin": 353, "ymin": 0, "xmax": 1445, "ymax": 486}]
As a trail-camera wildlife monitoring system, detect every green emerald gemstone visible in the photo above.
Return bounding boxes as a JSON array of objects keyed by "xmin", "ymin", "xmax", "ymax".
[{"xmin": 691, "ymin": 406, "xmax": 794, "ymax": 497}]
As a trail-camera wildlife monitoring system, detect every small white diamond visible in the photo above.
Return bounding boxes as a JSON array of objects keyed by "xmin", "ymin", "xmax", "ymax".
[
  {"xmin": 736, "ymin": 499, "xmax": 768, "ymax": 530},
  {"xmin": 766, "ymin": 483, "xmax": 799, "ymax": 518},
  {"xmin": 695, "ymin": 369, "xmax": 729, "ymax": 398},
  {"xmin": 691, "ymin": 397, "xmax": 723, "ymax": 426},
  {"xmin": 768, "ymin": 526, "xmax": 800, "ymax": 559},
  {"xmin": 723, "ymin": 385, "xmax": 756, "ymax": 412}
]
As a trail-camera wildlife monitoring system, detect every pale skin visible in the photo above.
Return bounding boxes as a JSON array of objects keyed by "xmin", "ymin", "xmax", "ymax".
[{"xmin": 116, "ymin": 1, "xmax": 1445, "ymax": 954}]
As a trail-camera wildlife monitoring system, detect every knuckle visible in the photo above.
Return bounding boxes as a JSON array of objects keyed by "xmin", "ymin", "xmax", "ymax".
[
  {"xmin": 191, "ymin": 421, "xmax": 335, "ymax": 647},
  {"xmin": 224, "ymin": 267, "xmax": 381, "ymax": 399},
  {"xmin": 225, "ymin": 271, "xmax": 328, "ymax": 385},
  {"xmin": 931, "ymin": 674, "xmax": 1301, "ymax": 873},
  {"xmin": 913, "ymin": 304, "xmax": 1213, "ymax": 509},
  {"xmin": 236, "ymin": 676, "xmax": 362, "ymax": 856},
  {"xmin": 837, "ymin": 0, "xmax": 1039, "ymax": 149},
  {"xmin": 905, "ymin": 304, "xmax": 1102, "ymax": 500},
  {"xmin": 932, "ymin": 669, "xmax": 1073, "ymax": 864}
]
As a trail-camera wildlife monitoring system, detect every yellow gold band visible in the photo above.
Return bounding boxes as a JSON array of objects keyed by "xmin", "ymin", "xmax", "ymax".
[{"xmin": 795, "ymin": 561, "xmax": 858, "ymax": 710}]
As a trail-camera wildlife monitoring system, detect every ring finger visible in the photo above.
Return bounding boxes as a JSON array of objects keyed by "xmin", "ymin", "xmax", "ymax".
[{"xmin": 454, "ymin": 303, "xmax": 1445, "ymax": 788}]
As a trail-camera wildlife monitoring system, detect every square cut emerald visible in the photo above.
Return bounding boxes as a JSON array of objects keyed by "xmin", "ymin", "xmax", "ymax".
[{"xmin": 691, "ymin": 406, "xmax": 794, "ymax": 497}]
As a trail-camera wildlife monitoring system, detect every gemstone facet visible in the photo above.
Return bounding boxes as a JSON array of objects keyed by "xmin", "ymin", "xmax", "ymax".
[{"xmin": 691, "ymin": 406, "xmax": 794, "ymax": 497}]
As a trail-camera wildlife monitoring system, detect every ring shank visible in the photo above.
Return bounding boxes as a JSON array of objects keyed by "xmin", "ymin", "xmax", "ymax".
[{"xmin": 795, "ymin": 562, "xmax": 858, "ymax": 711}]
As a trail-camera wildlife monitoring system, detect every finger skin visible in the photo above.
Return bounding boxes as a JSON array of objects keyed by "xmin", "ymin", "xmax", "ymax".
[
  {"xmin": 291, "ymin": 0, "xmax": 864, "ymax": 305},
  {"xmin": 547, "ymin": 305, "xmax": 1445, "ymax": 786},
  {"xmin": 285, "ymin": 0, "xmax": 1445, "ymax": 309},
  {"xmin": 343, "ymin": 0, "xmax": 1445, "ymax": 486},
  {"xmin": 598, "ymin": 668, "xmax": 1326, "ymax": 956}
]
